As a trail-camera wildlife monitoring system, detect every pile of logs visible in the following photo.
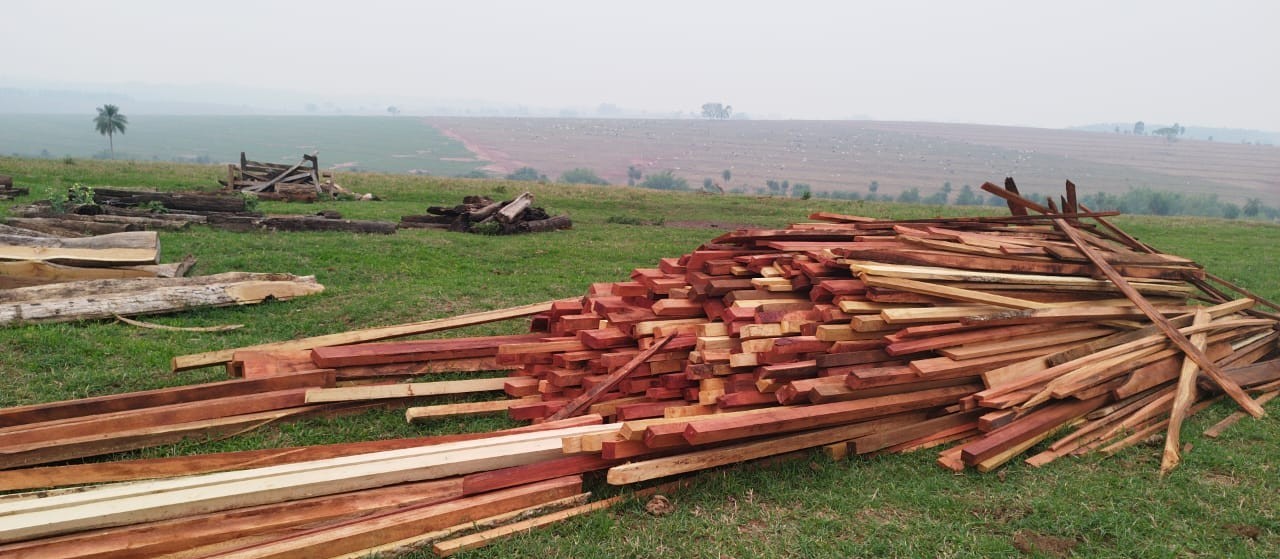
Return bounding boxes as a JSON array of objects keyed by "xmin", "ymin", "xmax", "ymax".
[
  {"xmin": 0, "ymin": 173, "xmax": 27, "ymax": 200},
  {"xmin": 0, "ymin": 230, "xmax": 324, "ymax": 325},
  {"xmin": 8, "ymin": 187, "xmax": 397, "ymax": 235},
  {"xmin": 400, "ymin": 193, "xmax": 573, "ymax": 234},
  {"xmin": 222, "ymin": 152, "xmax": 371, "ymax": 201},
  {"xmin": 0, "ymin": 180, "xmax": 1276, "ymax": 556}
]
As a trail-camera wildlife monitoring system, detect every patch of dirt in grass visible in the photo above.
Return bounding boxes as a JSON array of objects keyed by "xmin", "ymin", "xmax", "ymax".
[
  {"xmin": 973, "ymin": 504, "xmax": 1033, "ymax": 523},
  {"xmin": 1012, "ymin": 531, "xmax": 1078, "ymax": 558},
  {"xmin": 664, "ymin": 220, "xmax": 757, "ymax": 230},
  {"xmin": 1201, "ymin": 470, "xmax": 1241, "ymax": 487},
  {"xmin": 855, "ymin": 507, "xmax": 913, "ymax": 527},
  {"xmin": 1224, "ymin": 524, "xmax": 1262, "ymax": 540}
]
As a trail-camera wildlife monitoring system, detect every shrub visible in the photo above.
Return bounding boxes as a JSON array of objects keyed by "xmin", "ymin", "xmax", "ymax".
[
  {"xmin": 558, "ymin": 168, "xmax": 608, "ymax": 185},
  {"xmin": 640, "ymin": 171, "xmax": 688, "ymax": 191},
  {"xmin": 505, "ymin": 167, "xmax": 543, "ymax": 181}
]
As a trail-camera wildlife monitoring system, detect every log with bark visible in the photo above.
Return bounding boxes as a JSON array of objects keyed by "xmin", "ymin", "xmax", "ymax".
[{"xmin": 94, "ymin": 188, "xmax": 250, "ymax": 213}]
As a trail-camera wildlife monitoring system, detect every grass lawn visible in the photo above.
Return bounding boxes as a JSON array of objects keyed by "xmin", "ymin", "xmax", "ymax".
[{"xmin": 0, "ymin": 157, "xmax": 1277, "ymax": 557}]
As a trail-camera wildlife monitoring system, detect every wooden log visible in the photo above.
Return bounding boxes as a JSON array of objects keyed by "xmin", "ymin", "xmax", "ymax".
[
  {"xmin": 93, "ymin": 188, "xmax": 248, "ymax": 213},
  {"xmin": 0, "ymin": 231, "xmax": 158, "ymax": 266},
  {"xmin": 0, "ymin": 260, "xmax": 156, "ymax": 289},
  {"xmin": 516, "ymin": 215, "xmax": 573, "ymax": 233},
  {"xmin": 3, "ymin": 217, "xmax": 137, "ymax": 236},
  {"xmin": 172, "ymin": 299, "xmax": 566, "ymax": 371},
  {"xmin": 258, "ymin": 216, "xmax": 397, "ymax": 234},
  {"xmin": 496, "ymin": 192, "xmax": 534, "ymax": 224},
  {"xmin": 0, "ymin": 273, "xmax": 323, "ymax": 325}
]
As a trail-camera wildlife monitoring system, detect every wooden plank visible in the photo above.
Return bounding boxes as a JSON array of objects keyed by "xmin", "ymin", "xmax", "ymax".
[
  {"xmin": 608, "ymin": 413, "xmax": 923, "ymax": 485},
  {"xmin": 0, "ymin": 479, "xmax": 466, "ymax": 559},
  {"xmin": 1161, "ymin": 309, "xmax": 1211, "ymax": 474},
  {"xmin": 683, "ymin": 383, "xmax": 979, "ymax": 445},
  {"xmin": 305, "ymin": 377, "xmax": 509, "ymax": 403},
  {"xmin": 546, "ymin": 334, "xmax": 676, "ymax": 421},
  {"xmin": 1052, "ymin": 217, "xmax": 1264, "ymax": 417},
  {"xmin": 201, "ymin": 477, "xmax": 582, "ymax": 559},
  {"xmin": 859, "ymin": 275, "xmax": 1048, "ymax": 310},
  {"xmin": 0, "ymin": 231, "xmax": 159, "ymax": 265},
  {"xmin": 0, "ymin": 425, "xmax": 613, "ymax": 543},
  {"xmin": 0, "ymin": 416, "xmax": 603, "ymax": 492},
  {"xmin": 405, "ymin": 398, "xmax": 532, "ymax": 422},
  {"xmin": 309, "ymin": 333, "xmax": 544, "ymax": 367},
  {"xmin": 0, "ymin": 369, "xmax": 334, "ymax": 428},
  {"xmin": 171, "ymin": 299, "xmax": 567, "ymax": 371}
]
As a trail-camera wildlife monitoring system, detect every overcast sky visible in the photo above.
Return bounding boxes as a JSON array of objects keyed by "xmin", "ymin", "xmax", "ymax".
[{"xmin": 4, "ymin": 0, "xmax": 1277, "ymax": 129}]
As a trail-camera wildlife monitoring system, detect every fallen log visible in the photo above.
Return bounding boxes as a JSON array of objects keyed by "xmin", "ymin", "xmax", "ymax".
[
  {"xmin": 94, "ymin": 188, "xmax": 248, "ymax": 213},
  {"xmin": 0, "ymin": 231, "xmax": 159, "ymax": 266},
  {"xmin": 0, "ymin": 272, "xmax": 324, "ymax": 325}
]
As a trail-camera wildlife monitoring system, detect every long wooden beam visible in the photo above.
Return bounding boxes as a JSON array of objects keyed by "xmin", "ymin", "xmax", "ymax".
[{"xmin": 171, "ymin": 298, "xmax": 570, "ymax": 371}]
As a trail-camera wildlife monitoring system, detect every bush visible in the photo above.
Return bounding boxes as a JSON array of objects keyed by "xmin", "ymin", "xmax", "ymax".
[
  {"xmin": 606, "ymin": 215, "xmax": 664, "ymax": 226},
  {"xmin": 505, "ymin": 167, "xmax": 544, "ymax": 181},
  {"xmin": 558, "ymin": 168, "xmax": 608, "ymax": 185},
  {"xmin": 640, "ymin": 171, "xmax": 688, "ymax": 191}
]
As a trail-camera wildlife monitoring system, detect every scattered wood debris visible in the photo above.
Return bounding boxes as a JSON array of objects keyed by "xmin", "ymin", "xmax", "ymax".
[
  {"xmin": 0, "ymin": 179, "xmax": 1276, "ymax": 556},
  {"xmin": 400, "ymin": 193, "xmax": 572, "ymax": 234},
  {"xmin": 222, "ymin": 151, "xmax": 375, "ymax": 201}
]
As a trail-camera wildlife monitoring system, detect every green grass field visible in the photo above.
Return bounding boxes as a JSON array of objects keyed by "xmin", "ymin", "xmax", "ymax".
[
  {"xmin": 0, "ymin": 114, "xmax": 483, "ymax": 176},
  {"xmin": 0, "ymin": 157, "xmax": 1277, "ymax": 558}
]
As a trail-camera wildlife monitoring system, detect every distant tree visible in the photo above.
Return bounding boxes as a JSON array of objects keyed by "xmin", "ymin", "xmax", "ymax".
[
  {"xmin": 793, "ymin": 183, "xmax": 811, "ymax": 199},
  {"xmin": 703, "ymin": 178, "xmax": 714, "ymax": 190},
  {"xmin": 953, "ymin": 184, "xmax": 977, "ymax": 205},
  {"xmin": 386, "ymin": 106, "xmax": 400, "ymax": 116},
  {"xmin": 559, "ymin": 168, "xmax": 609, "ymax": 185},
  {"xmin": 506, "ymin": 167, "xmax": 542, "ymax": 181},
  {"xmin": 93, "ymin": 104, "xmax": 128, "ymax": 159},
  {"xmin": 766, "ymin": 179, "xmax": 779, "ymax": 195},
  {"xmin": 1223, "ymin": 203, "xmax": 1241, "ymax": 219},
  {"xmin": 456, "ymin": 170, "xmax": 488, "ymax": 179},
  {"xmin": 1152, "ymin": 122, "xmax": 1184, "ymax": 141},
  {"xmin": 868, "ymin": 181, "xmax": 879, "ymax": 195},
  {"xmin": 1243, "ymin": 197, "xmax": 1262, "ymax": 217},
  {"xmin": 627, "ymin": 165, "xmax": 643, "ymax": 186},
  {"xmin": 896, "ymin": 188, "xmax": 920, "ymax": 204},
  {"xmin": 700, "ymin": 102, "xmax": 733, "ymax": 120},
  {"xmin": 722, "ymin": 169, "xmax": 732, "ymax": 183},
  {"xmin": 640, "ymin": 171, "xmax": 688, "ymax": 191},
  {"xmin": 1114, "ymin": 126, "xmax": 1121, "ymax": 133},
  {"xmin": 1133, "ymin": 121, "xmax": 1145, "ymax": 135},
  {"xmin": 780, "ymin": 180, "xmax": 790, "ymax": 197}
]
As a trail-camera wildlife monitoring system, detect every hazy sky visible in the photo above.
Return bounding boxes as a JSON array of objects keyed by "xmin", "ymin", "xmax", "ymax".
[{"xmin": 4, "ymin": 0, "xmax": 1277, "ymax": 129}]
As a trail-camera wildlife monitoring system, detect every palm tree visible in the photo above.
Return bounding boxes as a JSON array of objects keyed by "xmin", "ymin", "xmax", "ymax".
[{"xmin": 93, "ymin": 105, "xmax": 128, "ymax": 159}]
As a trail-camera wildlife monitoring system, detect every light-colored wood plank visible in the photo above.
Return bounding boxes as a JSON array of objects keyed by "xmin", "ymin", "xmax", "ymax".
[{"xmin": 307, "ymin": 377, "xmax": 508, "ymax": 403}]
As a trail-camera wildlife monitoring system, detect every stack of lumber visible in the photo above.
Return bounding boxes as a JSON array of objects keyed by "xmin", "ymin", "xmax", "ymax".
[
  {"xmin": 0, "ymin": 230, "xmax": 324, "ymax": 324},
  {"xmin": 0, "ymin": 179, "xmax": 1276, "ymax": 556},
  {"xmin": 0, "ymin": 173, "xmax": 27, "ymax": 200},
  {"xmin": 399, "ymin": 192, "xmax": 573, "ymax": 234},
  {"xmin": 222, "ymin": 151, "xmax": 370, "ymax": 201}
]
